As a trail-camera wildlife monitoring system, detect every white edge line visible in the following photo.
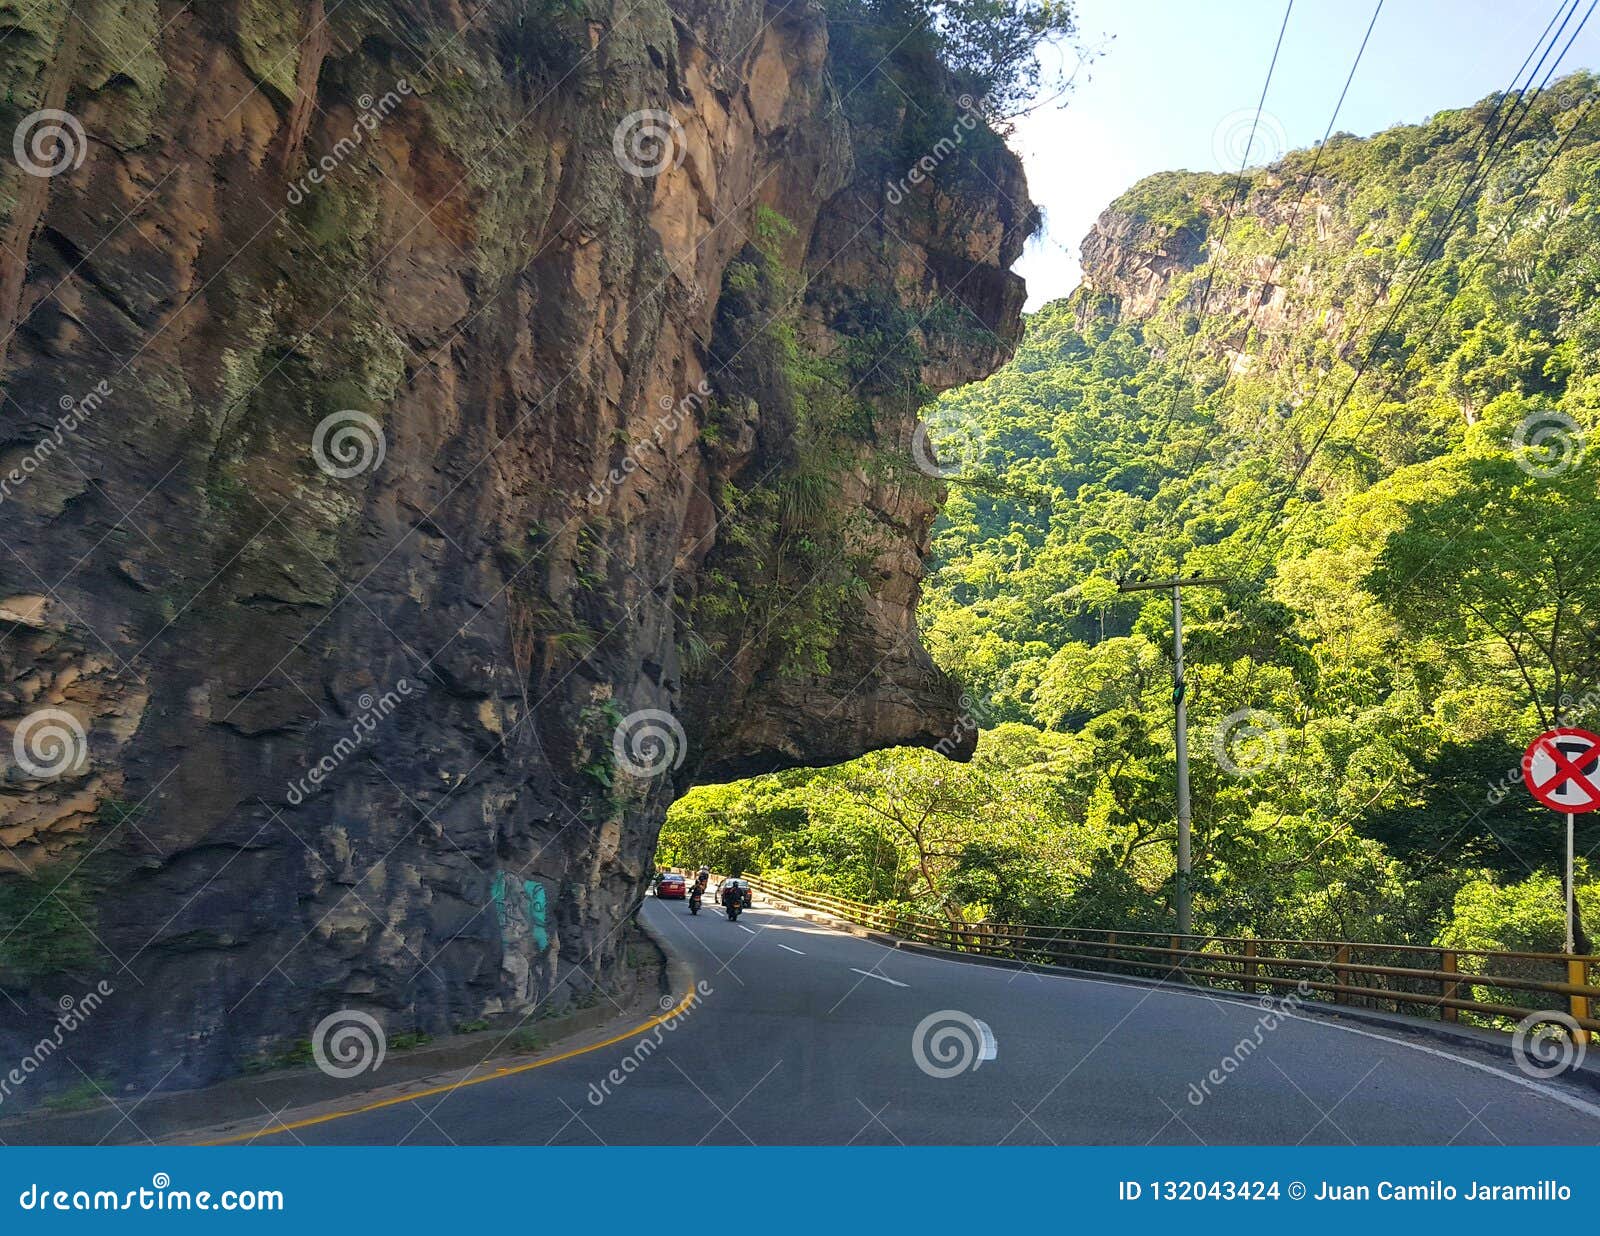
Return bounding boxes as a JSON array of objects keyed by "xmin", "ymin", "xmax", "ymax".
[
  {"xmin": 1270, "ymin": 1006, "xmax": 1600, "ymax": 1122},
  {"xmin": 768, "ymin": 905, "xmax": 1600, "ymax": 1120},
  {"xmin": 1031, "ymin": 969, "xmax": 1600, "ymax": 1120}
]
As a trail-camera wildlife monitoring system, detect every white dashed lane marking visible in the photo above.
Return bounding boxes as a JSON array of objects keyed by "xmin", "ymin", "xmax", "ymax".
[{"xmin": 850, "ymin": 967, "xmax": 909, "ymax": 988}]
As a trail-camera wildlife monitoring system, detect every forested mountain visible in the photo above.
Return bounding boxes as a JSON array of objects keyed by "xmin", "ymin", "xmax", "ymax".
[{"xmin": 663, "ymin": 74, "xmax": 1600, "ymax": 951}]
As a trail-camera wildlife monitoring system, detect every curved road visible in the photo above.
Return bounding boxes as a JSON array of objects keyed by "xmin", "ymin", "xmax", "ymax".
[{"xmin": 242, "ymin": 897, "xmax": 1600, "ymax": 1145}]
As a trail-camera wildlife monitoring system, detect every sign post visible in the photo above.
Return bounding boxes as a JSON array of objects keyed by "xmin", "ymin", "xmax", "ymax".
[
  {"xmin": 1522, "ymin": 727, "xmax": 1600, "ymax": 954},
  {"xmin": 1568, "ymin": 810, "xmax": 1576, "ymax": 955}
]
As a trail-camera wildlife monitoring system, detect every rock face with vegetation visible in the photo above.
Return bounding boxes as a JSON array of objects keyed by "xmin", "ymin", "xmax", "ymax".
[
  {"xmin": 0, "ymin": 0, "xmax": 1033, "ymax": 1096},
  {"xmin": 665, "ymin": 78, "xmax": 1600, "ymax": 961}
]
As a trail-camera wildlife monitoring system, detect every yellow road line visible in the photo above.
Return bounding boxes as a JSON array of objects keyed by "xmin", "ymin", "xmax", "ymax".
[{"xmin": 195, "ymin": 987, "xmax": 700, "ymax": 1145}]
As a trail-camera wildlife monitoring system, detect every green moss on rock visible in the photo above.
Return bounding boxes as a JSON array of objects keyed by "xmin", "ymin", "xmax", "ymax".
[
  {"xmin": 234, "ymin": 0, "xmax": 303, "ymax": 105},
  {"xmin": 78, "ymin": 0, "xmax": 167, "ymax": 148},
  {"xmin": 0, "ymin": 0, "xmax": 68, "ymax": 112}
]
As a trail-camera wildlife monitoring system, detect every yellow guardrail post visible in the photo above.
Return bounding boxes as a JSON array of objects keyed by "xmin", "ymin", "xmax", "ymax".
[
  {"xmin": 1440, "ymin": 950, "xmax": 1459, "ymax": 1022},
  {"xmin": 1570, "ymin": 958, "xmax": 1591, "ymax": 1045},
  {"xmin": 1243, "ymin": 940, "xmax": 1258, "ymax": 995},
  {"xmin": 1334, "ymin": 944, "xmax": 1351, "ymax": 1005}
]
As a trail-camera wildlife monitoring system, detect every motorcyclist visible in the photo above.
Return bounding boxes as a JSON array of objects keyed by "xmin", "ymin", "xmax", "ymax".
[
  {"xmin": 693, "ymin": 867, "xmax": 710, "ymax": 894},
  {"xmin": 719, "ymin": 875, "xmax": 744, "ymax": 909}
]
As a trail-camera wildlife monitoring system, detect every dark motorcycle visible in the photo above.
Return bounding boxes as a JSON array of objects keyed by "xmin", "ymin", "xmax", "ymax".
[
  {"xmin": 688, "ymin": 888, "xmax": 702, "ymax": 915},
  {"xmin": 723, "ymin": 892, "xmax": 742, "ymax": 922}
]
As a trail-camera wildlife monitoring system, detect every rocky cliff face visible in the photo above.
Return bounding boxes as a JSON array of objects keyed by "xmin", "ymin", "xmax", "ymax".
[
  {"xmin": 1074, "ymin": 167, "xmax": 1351, "ymax": 369},
  {"xmin": 0, "ymin": 0, "xmax": 1031, "ymax": 1096}
]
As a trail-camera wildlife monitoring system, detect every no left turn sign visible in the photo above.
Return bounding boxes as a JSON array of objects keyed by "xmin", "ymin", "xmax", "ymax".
[{"xmin": 1523, "ymin": 727, "xmax": 1600, "ymax": 814}]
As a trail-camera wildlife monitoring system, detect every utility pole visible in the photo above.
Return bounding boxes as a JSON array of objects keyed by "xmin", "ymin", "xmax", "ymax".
[{"xmin": 1118, "ymin": 575, "xmax": 1229, "ymax": 939}]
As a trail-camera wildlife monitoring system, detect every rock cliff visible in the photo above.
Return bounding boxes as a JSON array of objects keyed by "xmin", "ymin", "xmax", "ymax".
[
  {"xmin": 0, "ymin": 0, "xmax": 1031, "ymax": 1096},
  {"xmin": 1074, "ymin": 165, "xmax": 1356, "ymax": 368}
]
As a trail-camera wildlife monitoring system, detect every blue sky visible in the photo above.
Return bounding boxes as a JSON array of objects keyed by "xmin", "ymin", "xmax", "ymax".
[{"xmin": 1012, "ymin": 0, "xmax": 1600, "ymax": 308}]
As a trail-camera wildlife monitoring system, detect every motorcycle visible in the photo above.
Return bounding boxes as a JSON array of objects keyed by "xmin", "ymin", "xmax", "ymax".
[
  {"xmin": 688, "ymin": 888, "xmax": 702, "ymax": 915},
  {"xmin": 724, "ymin": 896, "xmax": 742, "ymax": 922}
]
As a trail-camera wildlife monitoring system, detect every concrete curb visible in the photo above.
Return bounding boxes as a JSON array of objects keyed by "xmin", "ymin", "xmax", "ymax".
[
  {"xmin": 636, "ymin": 894, "xmax": 698, "ymax": 1012},
  {"xmin": 1, "ymin": 911, "xmax": 692, "ymax": 1145},
  {"xmin": 758, "ymin": 893, "xmax": 1600, "ymax": 1099}
]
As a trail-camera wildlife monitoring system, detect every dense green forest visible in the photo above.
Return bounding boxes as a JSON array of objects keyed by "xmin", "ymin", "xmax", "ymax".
[{"xmin": 661, "ymin": 74, "xmax": 1600, "ymax": 953}]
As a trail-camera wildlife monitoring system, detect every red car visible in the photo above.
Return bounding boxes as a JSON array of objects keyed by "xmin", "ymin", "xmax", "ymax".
[{"xmin": 656, "ymin": 873, "xmax": 686, "ymax": 900}]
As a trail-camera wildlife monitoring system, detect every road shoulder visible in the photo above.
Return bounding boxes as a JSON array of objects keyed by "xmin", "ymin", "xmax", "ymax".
[{"xmin": 1, "ymin": 906, "xmax": 698, "ymax": 1146}]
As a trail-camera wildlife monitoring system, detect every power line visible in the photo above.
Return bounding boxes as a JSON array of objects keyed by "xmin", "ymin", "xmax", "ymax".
[
  {"xmin": 1144, "ymin": 0, "xmax": 1296, "ymax": 452},
  {"xmin": 1266, "ymin": 0, "xmax": 1578, "ymax": 411},
  {"xmin": 1142, "ymin": 0, "xmax": 1577, "ymax": 556},
  {"xmin": 1104, "ymin": 0, "xmax": 1580, "ymax": 581},
  {"xmin": 1160, "ymin": 0, "xmax": 1385, "ymax": 516},
  {"xmin": 1240, "ymin": 0, "xmax": 1596, "ymax": 565},
  {"xmin": 1231, "ymin": 0, "xmax": 1384, "ymax": 375},
  {"xmin": 1260, "ymin": 79, "xmax": 1600, "ymax": 565}
]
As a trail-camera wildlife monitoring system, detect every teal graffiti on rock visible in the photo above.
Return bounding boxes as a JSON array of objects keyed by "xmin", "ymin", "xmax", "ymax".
[
  {"xmin": 490, "ymin": 870, "xmax": 549, "ymax": 952},
  {"xmin": 525, "ymin": 880, "xmax": 548, "ymax": 952}
]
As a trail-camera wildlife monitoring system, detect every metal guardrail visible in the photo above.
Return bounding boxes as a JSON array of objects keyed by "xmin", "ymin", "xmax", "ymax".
[{"xmin": 743, "ymin": 875, "xmax": 1599, "ymax": 1036}]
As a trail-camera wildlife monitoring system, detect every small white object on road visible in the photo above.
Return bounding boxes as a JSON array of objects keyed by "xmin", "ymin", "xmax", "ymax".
[
  {"xmin": 850, "ymin": 967, "xmax": 909, "ymax": 988},
  {"xmin": 977, "ymin": 1018, "xmax": 998, "ymax": 1062}
]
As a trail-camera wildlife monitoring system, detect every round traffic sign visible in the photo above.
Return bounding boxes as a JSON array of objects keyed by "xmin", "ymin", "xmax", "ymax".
[{"xmin": 1523, "ymin": 728, "xmax": 1600, "ymax": 814}]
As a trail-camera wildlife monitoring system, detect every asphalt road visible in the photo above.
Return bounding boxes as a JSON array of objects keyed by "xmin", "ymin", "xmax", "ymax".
[{"xmin": 245, "ymin": 897, "xmax": 1600, "ymax": 1145}]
